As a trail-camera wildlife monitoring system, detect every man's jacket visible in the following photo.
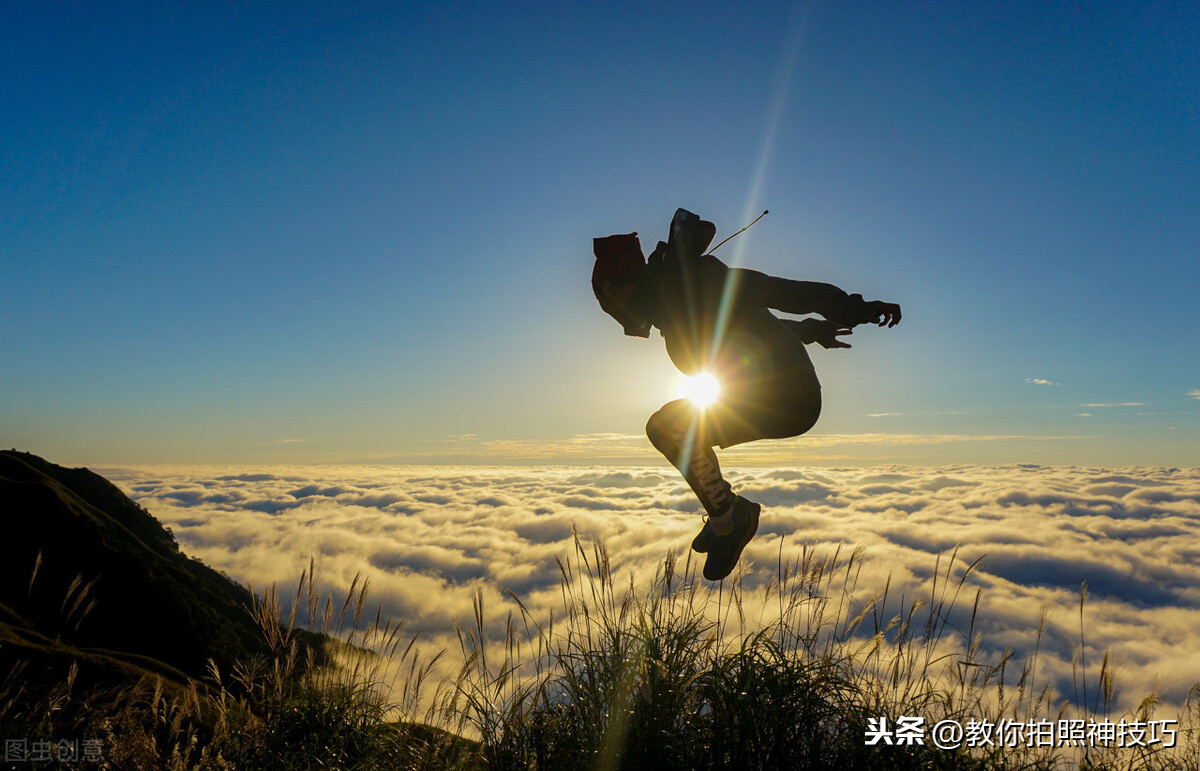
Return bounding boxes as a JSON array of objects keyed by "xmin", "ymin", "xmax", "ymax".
[{"xmin": 630, "ymin": 234, "xmax": 874, "ymax": 391}]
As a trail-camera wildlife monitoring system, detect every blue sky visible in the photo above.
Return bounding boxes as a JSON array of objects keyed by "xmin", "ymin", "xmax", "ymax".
[{"xmin": 3, "ymin": 1, "xmax": 1198, "ymax": 465}]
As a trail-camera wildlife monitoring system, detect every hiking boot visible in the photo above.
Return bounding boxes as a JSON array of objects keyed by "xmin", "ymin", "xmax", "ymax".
[
  {"xmin": 691, "ymin": 519, "xmax": 713, "ymax": 553},
  {"xmin": 703, "ymin": 497, "xmax": 760, "ymax": 581}
]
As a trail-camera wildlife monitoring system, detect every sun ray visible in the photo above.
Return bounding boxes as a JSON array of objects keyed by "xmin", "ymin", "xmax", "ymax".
[
  {"xmin": 675, "ymin": 372, "xmax": 722, "ymax": 409},
  {"xmin": 710, "ymin": 8, "xmax": 808, "ymax": 364}
]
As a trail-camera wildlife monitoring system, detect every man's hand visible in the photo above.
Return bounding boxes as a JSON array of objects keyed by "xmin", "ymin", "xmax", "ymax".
[
  {"xmin": 866, "ymin": 301, "xmax": 901, "ymax": 328},
  {"xmin": 781, "ymin": 317, "xmax": 854, "ymax": 348},
  {"xmin": 805, "ymin": 319, "xmax": 853, "ymax": 349},
  {"xmin": 821, "ymin": 325, "xmax": 853, "ymax": 349}
]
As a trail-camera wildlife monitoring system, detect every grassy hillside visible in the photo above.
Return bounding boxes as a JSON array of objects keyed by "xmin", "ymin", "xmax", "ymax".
[
  {"xmin": 1, "ymin": 451, "xmax": 1196, "ymax": 769},
  {"xmin": 0, "ymin": 450, "xmax": 284, "ymax": 680}
]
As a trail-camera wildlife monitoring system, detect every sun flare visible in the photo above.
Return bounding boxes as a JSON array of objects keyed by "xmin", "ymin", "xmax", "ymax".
[{"xmin": 675, "ymin": 372, "xmax": 721, "ymax": 409}]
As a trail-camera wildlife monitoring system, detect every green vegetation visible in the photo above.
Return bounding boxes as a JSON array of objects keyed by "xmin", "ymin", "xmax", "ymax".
[
  {"xmin": 3, "ymin": 538, "xmax": 1198, "ymax": 769},
  {"xmin": 0, "ymin": 450, "xmax": 288, "ymax": 680},
  {"xmin": 445, "ymin": 539, "xmax": 1199, "ymax": 771},
  {"xmin": 2, "ymin": 452, "xmax": 1197, "ymax": 769}
]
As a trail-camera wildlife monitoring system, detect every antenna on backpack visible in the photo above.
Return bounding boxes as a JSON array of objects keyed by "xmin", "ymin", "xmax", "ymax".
[{"xmin": 704, "ymin": 210, "xmax": 769, "ymax": 256}]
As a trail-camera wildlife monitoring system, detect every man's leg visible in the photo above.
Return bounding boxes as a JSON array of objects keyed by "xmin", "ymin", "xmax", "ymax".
[
  {"xmin": 646, "ymin": 399, "xmax": 763, "ymax": 581},
  {"xmin": 646, "ymin": 384, "xmax": 822, "ymax": 580},
  {"xmin": 645, "ymin": 399, "xmax": 735, "ymax": 518}
]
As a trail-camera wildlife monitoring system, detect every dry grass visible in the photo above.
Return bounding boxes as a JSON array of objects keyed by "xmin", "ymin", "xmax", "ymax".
[{"xmin": 3, "ymin": 542, "xmax": 1198, "ymax": 769}]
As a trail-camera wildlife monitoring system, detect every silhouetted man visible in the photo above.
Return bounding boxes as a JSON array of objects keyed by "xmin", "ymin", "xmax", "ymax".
[{"xmin": 592, "ymin": 209, "xmax": 901, "ymax": 581}]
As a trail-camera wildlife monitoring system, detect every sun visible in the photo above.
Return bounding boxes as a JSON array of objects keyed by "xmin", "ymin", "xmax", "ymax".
[{"xmin": 675, "ymin": 372, "xmax": 721, "ymax": 409}]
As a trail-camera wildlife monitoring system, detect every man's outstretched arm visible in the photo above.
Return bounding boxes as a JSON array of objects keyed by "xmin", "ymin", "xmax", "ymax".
[{"xmin": 732, "ymin": 267, "xmax": 901, "ymax": 328}]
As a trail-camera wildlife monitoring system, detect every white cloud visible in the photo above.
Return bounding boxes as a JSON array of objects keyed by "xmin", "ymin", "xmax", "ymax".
[
  {"xmin": 98, "ymin": 463, "xmax": 1200, "ymax": 716},
  {"xmin": 359, "ymin": 431, "xmax": 1096, "ymax": 464},
  {"xmin": 1025, "ymin": 378, "xmax": 1060, "ymax": 386},
  {"xmin": 1081, "ymin": 402, "xmax": 1147, "ymax": 408},
  {"xmin": 1188, "ymin": 390, "xmax": 1200, "ymax": 400}
]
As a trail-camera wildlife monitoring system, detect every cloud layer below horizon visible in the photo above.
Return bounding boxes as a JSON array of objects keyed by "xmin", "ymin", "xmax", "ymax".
[{"xmin": 100, "ymin": 463, "xmax": 1200, "ymax": 715}]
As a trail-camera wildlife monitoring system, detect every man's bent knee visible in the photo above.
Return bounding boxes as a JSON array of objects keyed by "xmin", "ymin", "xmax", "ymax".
[
  {"xmin": 753, "ymin": 388, "xmax": 822, "ymax": 441},
  {"xmin": 646, "ymin": 400, "xmax": 691, "ymax": 455},
  {"xmin": 780, "ymin": 389, "xmax": 822, "ymax": 438}
]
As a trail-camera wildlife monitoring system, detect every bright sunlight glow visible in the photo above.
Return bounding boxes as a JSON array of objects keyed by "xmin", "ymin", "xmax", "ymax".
[{"xmin": 675, "ymin": 372, "xmax": 721, "ymax": 409}]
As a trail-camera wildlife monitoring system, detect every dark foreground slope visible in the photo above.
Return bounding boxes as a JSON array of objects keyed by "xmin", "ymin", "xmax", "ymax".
[
  {"xmin": 0, "ymin": 450, "xmax": 271, "ymax": 683},
  {"xmin": 0, "ymin": 452, "xmax": 479, "ymax": 769}
]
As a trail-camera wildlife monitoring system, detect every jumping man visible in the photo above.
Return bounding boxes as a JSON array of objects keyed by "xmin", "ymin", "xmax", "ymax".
[{"xmin": 592, "ymin": 209, "xmax": 901, "ymax": 581}]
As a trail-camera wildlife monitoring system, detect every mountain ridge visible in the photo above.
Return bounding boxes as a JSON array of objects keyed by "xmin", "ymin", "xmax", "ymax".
[{"xmin": 0, "ymin": 449, "xmax": 300, "ymax": 687}]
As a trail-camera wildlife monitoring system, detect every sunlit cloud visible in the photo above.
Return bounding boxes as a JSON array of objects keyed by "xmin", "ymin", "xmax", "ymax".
[
  {"xmin": 365, "ymin": 432, "xmax": 1097, "ymax": 465},
  {"xmin": 867, "ymin": 410, "xmax": 967, "ymax": 418},
  {"xmin": 1188, "ymin": 390, "xmax": 1200, "ymax": 400},
  {"xmin": 1081, "ymin": 402, "xmax": 1147, "ymax": 408},
  {"xmin": 1025, "ymin": 378, "xmax": 1060, "ymax": 386},
  {"xmin": 98, "ymin": 464, "xmax": 1200, "ymax": 716}
]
